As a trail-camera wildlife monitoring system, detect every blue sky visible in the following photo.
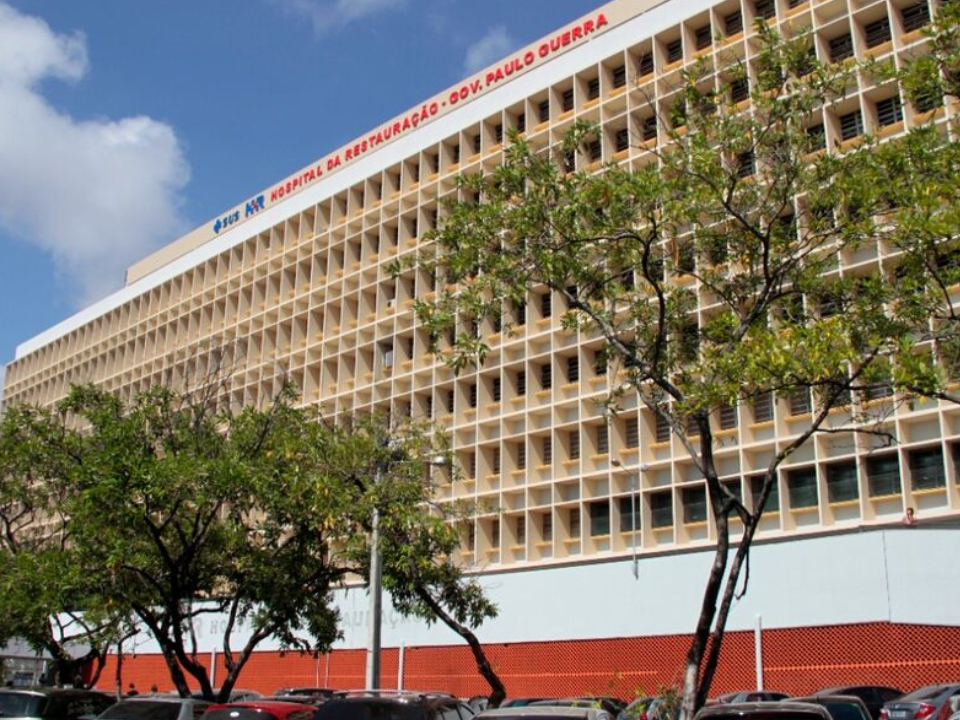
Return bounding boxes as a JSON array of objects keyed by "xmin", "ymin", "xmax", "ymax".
[{"xmin": 0, "ymin": 0, "xmax": 604, "ymax": 393}]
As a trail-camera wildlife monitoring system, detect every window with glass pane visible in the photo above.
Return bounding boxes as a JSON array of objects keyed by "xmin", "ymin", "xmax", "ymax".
[
  {"xmin": 569, "ymin": 431, "xmax": 580, "ymax": 461},
  {"xmin": 638, "ymin": 51, "xmax": 655, "ymax": 77},
  {"xmin": 864, "ymin": 16, "xmax": 892, "ymax": 48},
  {"xmin": 569, "ymin": 507, "xmax": 581, "ymax": 536},
  {"xmin": 806, "ymin": 123, "xmax": 827, "ymax": 151},
  {"xmin": 909, "ymin": 447, "xmax": 945, "ymax": 490},
  {"xmin": 619, "ymin": 495, "xmax": 641, "ymax": 532},
  {"xmin": 612, "ymin": 65, "xmax": 627, "ymax": 88},
  {"xmin": 867, "ymin": 454, "xmax": 900, "ymax": 496},
  {"xmin": 901, "ymin": 1, "xmax": 930, "ymax": 32},
  {"xmin": 725, "ymin": 10, "xmax": 744, "ymax": 34},
  {"xmin": 542, "ymin": 513, "xmax": 553, "ymax": 541},
  {"xmin": 695, "ymin": 25, "xmax": 713, "ymax": 50},
  {"xmin": 596, "ymin": 425, "xmax": 609, "ymax": 454},
  {"xmin": 685, "ymin": 414, "xmax": 700, "ymax": 437},
  {"xmin": 516, "ymin": 516, "xmax": 526, "ymax": 545},
  {"xmin": 517, "ymin": 442, "xmax": 527, "ymax": 470},
  {"xmin": 625, "ymin": 417, "xmax": 640, "ymax": 448},
  {"xmin": 730, "ymin": 77, "xmax": 750, "ymax": 103},
  {"xmin": 666, "ymin": 38, "xmax": 683, "ymax": 63},
  {"xmin": 840, "ymin": 110, "xmax": 864, "ymax": 140},
  {"xmin": 538, "ymin": 100, "xmax": 550, "ymax": 123},
  {"xmin": 723, "ymin": 479, "xmax": 743, "ymax": 503},
  {"xmin": 875, "ymin": 96, "xmax": 903, "ymax": 127},
  {"xmin": 468, "ymin": 453, "xmax": 477, "ymax": 479},
  {"xmin": 750, "ymin": 474, "xmax": 779, "ymax": 512},
  {"xmin": 826, "ymin": 461, "xmax": 859, "ymax": 503},
  {"xmin": 755, "ymin": 0, "xmax": 776, "ymax": 19},
  {"xmin": 753, "ymin": 391, "xmax": 775, "ymax": 422},
  {"xmin": 642, "ymin": 115, "xmax": 658, "ymax": 141},
  {"xmin": 492, "ymin": 448, "xmax": 501, "ymax": 475},
  {"xmin": 590, "ymin": 501, "xmax": 610, "ymax": 536},
  {"xmin": 542, "ymin": 436, "xmax": 553, "ymax": 465},
  {"xmin": 789, "ymin": 389, "xmax": 812, "ymax": 416},
  {"xmin": 567, "ymin": 356, "xmax": 580, "ymax": 383},
  {"xmin": 517, "ymin": 370, "xmax": 526, "ymax": 396},
  {"xmin": 829, "ymin": 33, "xmax": 854, "ymax": 63},
  {"xmin": 562, "ymin": 88, "xmax": 575, "ymax": 112},
  {"xmin": 492, "ymin": 377, "xmax": 502, "ymax": 403},
  {"xmin": 540, "ymin": 363, "xmax": 552, "ymax": 390},
  {"xmin": 587, "ymin": 77, "xmax": 601, "ymax": 100},
  {"xmin": 615, "ymin": 127, "xmax": 630, "ymax": 152},
  {"xmin": 788, "ymin": 467, "xmax": 819, "ymax": 509},
  {"xmin": 541, "ymin": 292, "xmax": 552, "ymax": 318},
  {"xmin": 719, "ymin": 404, "xmax": 738, "ymax": 430},
  {"xmin": 650, "ymin": 491, "xmax": 674, "ymax": 528},
  {"xmin": 469, "ymin": 383, "xmax": 478, "ymax": 408},
  {"xmin": 655, "ymin": 411, "xmax": 671, "ymax": 443},
  {"xmin": 683, "ymin": 486, "xmax": 708, "ymax": 523}
]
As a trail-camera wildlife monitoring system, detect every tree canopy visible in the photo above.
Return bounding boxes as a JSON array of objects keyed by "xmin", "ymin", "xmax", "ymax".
[{"xmin": 408, "ymin": 16, "xmax": 959, "ymax": 718}]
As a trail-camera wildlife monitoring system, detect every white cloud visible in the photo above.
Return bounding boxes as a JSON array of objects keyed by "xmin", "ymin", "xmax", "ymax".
[
  {"xmin": 463, "ymin": 25, "xmax": 517, "ymax": 75},
  {"xmin": 0, "ymin": 2, "xmax": 190, "ymax": 308},
  {"xmin": 267, "ymin": 0, "xmax": 407, "ymax": 35}
]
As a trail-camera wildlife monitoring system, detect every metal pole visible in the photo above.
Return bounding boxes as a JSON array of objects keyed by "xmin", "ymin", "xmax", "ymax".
[
  {"xmin": 365, "ymin": 465, "xmax": 383, "ymax": 690},
  {"xmin": 754, "ymin": 614, "xmax": 764, "ymax": 691},
  {"xmin": 631, "ymin": 472, "xmax": 639, "ymax": 579},
  {"xmin": 397, "ymin": 641, "xmax": 406, "ymax": 690}
]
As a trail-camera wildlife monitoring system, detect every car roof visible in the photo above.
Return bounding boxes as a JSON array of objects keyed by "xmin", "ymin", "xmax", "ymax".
[
  {"xmin": 0, "ymin": 688, "xmax": 109, "ymax": 697},
  {"xmin": 208, "ymin": 701, "xmax": 315, "ymax": 714},
  {"xmin": 479, "ymin": 708, "xmax": 611, "ymax": 718},
  {"xmin": 794, "ymin": 696, "xmax": 868, "ymax": 705},
  {"xmin": 697, "ymin": 701, "xmax": 834, "ymax": 719}
]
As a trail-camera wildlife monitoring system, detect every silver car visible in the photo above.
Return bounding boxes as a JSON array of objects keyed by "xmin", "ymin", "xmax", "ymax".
[
  {"xmin": 881, "ymin": 684, "xmax": 960, "ymax": 720},
  {"xmin": 478, "ymin": 705, "xmax": 617, "ymax": 720},
  {"xmin": 98, "ymin": 697, "xmax": 212, "ymax": 720}
]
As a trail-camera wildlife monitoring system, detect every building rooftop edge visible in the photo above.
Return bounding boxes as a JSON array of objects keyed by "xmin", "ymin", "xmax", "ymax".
[
  {"xmin": 12, "ymin": 0, "xmax": 669, "ymax": 363},
  {"xmin": 124, "ymin": 0, "xmax": 646, "ymax": 287}
]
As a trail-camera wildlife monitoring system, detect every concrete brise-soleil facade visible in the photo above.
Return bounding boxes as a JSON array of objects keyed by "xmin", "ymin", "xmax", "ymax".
[{"xmin": 4, "ymin": 0, "xmax": 960, "ymax": 694}]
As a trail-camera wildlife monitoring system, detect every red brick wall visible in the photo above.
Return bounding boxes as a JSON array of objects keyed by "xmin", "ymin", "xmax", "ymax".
[{"xmin": 94, "ymin": 622, "xmax": 960, "ymax": 699}]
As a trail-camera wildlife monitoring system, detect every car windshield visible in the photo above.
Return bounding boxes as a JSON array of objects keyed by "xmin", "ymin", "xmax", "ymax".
[
  {"xmin": 314, "ymin": 701, "xmax": 423, "ymax": 720},
  {"xmin": 100, "ymin": 701, "xmax": 185, "ymax": 720},
  {"xmin": 703, "ymin": 714, "xmax": 822, "ymax": 720},
  {"xmin": 820, "ymin": 702, "xmax": 869, "ymax": 720},
  {"xmin": 0, "ymin": 694, "xmax": 45, "ymax": 718}
]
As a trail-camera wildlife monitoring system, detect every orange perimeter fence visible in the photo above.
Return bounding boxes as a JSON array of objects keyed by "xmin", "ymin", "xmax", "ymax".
[{"xmin": 95, "ymin": 621, "xmax": 960, "ymax": 699}]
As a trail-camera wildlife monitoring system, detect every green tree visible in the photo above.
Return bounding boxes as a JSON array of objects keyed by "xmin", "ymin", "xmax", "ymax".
[
  {"xmin": 318, "ymin": 415, "xmax": 507, "ymax": 706},
  {"xmin": 408, "ymin": 22, "xmax": 926, "ymax": 717},
  {"xmin": 0, "ymin": 403, "xmax": 127, "ymax": 688},
  {"xmin": 1, "ymin": 382, "xmax": 506, "ymax": 701}
]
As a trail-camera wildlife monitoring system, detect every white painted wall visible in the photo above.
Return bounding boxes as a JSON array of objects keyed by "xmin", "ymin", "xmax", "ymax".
[{"xmin": 121, "ymin": 526, "xmax": 960, "ymax": 656}]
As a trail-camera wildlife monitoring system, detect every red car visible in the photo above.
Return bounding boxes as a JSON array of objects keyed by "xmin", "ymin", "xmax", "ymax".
[{"xmin": 205, "ymin": 701, "xmax": 318, "ymax": 720}]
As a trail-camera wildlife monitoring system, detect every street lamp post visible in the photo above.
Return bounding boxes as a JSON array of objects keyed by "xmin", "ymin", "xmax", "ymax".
[
  {"xmin": 612, "ymin": 459, "xmax": 647, "ymax": 579},
  {"xmin": 365, "ymin": 451, "xmax": 450, "ymax": 690},
  {"xmin": 365, "ymin": 463, "xmax": 384, "ymax": 690}
]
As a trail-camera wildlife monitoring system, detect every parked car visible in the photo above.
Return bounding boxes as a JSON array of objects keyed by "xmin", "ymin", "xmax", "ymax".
[
  {"xmin": 98, "ymin": 696, "xmax": 212, "ymax": 720},
  {"xmin": 792, "ymin": 695, "xmax": 872, "ymax": 720},
  {"xmin": 205, "ymin": 700, "xmax": 317, "ymax": 720},
  {"xmin": 502, "ymin": 701, "xmax": 552, "ymax": 709},
  {"xmin": 312, "ymin": 690, "xmax": 475, "ymax": 720},
  {"xmin": 529, "ymin": 698, "xmax": 627, "ymax": 716},
  {"xmin": 711, "ymin": 694, "xmax": 791, "ymax": 705},
  {"xmin": 695, "ymin": 701, "xmax": 833, "ymax": 720},
  {"xmin": 881, "ymin": 684, "xmax": 960, "ymax": 720},
  {"xmin": 942, "ymin": 696, "xmax": 960, "ymax": 720},
  {"xmin": 811, "ymin": 688, "xmax": 903, "ymax": 720},
  {"xmin": 0, "ymin": 688, "xmax": 114, "ymax": 720},
  {"xmin": 477, "ymin": 706, "xmax": 616, "ymax": 720}
]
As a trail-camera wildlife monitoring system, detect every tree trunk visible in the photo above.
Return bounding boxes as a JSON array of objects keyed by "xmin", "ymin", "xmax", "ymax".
[{"xmin": 414, "ymin": 586, "xmax": 507, "ymax": 707}]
